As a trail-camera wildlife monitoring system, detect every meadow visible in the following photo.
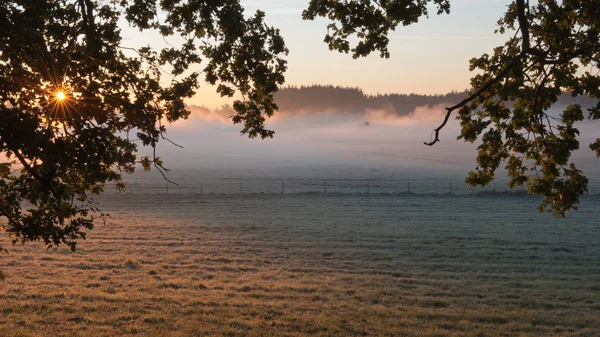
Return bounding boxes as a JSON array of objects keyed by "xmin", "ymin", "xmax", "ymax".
[{"xmin": 1, "ymin": 193, "xmax": 599, "ymax": 336}]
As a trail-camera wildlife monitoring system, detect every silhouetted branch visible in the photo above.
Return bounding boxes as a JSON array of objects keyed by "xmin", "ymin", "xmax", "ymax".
[
  {"xmin": 152, "ymin": 147, "xmax": 179, "ymax": 186},
  {"xmin": 117, "ymin": 46, "xmax": 172, "ymax": 77},
  {"xmin": 424, "ymin": 58, "xmax": 520, "ymax": 146},
  {"xmin": 4, "ymin": 144, "xmax": 60, "ymax": 199},
  {"xmin": 425, "ymin": 0, "xmax": 531, "ymax": 146},
  {"xmin": 153, "ymin": 163, "xmax": 179, "ymax": 186},
  {"xmin": 158, "ymin": 118, "xmax": 183, "ymax": 148},
  {"xmin": 161, "ymin": 136, "xmax": 184, "ymax": 148},
  {"xmin": 0, "ymin": 206, "xmax": 20, "ymax": 231}
]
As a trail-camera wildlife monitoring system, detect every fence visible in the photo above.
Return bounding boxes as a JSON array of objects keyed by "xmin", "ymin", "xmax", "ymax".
[{"xmin": 110, "ymin": 178, "xmax": 532, "ymax": 196}]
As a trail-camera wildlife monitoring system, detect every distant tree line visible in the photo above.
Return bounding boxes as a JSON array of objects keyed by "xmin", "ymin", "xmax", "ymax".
[
  {"xmin": 274, "ymin": 85, "xmax": 468, "ymax": 116},
  {"xmin": 273, "ymin": 85, "xmax": 596, "ymax": 118}
]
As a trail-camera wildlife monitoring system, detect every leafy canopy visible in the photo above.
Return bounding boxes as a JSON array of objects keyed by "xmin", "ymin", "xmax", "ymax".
[
  {"xmin": 1, "ymin": 0, "xmax": 599, "ymax": 254},
  {"xmin": 0, "ymin": 0, "xmax": 287, "ymax": 250},
  {"xmin": 305, "ymin": 0, "xmax": 600, "ymax": 216}
]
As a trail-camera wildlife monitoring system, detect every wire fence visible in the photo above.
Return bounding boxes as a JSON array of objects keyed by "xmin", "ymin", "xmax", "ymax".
[{"xmin": 108, "ymin": 179, "xmax": 537, "ymax": 196}]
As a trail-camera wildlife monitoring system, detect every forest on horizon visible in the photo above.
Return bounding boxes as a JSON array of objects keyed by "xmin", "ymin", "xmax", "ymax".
[{"xmin": 188, "ymin": 85, "xmax": 597, "ymax": 120}]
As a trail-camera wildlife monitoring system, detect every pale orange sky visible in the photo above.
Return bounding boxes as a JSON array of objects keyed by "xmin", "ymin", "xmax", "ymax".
[{"xmin": 119, "ymin": 0, "xmax": 513, "ymax": 108}]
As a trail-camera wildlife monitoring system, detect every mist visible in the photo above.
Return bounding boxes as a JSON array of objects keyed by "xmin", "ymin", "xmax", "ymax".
[
  {"xmin": 149, "ymin": 102, "xmax": 477, "ymax": 174},
  {"xmin": 142, "ymin": 95, "xmax": 600, "ymax": 185}
]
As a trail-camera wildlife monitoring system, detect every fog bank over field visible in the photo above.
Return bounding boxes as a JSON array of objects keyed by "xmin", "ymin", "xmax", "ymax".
[
  {"xmin": 144, "ymin": 86, "xmax": 600, "ymax": 182},
  {"xmin": 155, "ymin": 103, "xmax": 474, "ymax": 173}
]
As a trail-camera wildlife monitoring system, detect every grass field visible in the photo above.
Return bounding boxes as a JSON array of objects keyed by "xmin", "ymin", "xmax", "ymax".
[{"xmin": 1, "ymin": 193, "xmax": 600, "ymax": 336}]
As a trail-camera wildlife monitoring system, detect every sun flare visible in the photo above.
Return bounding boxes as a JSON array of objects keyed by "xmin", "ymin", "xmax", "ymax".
[
  {"xmin": 45, "ymin": 86, "xmax": 74, "ymax": 123},
  {"xmin": 55, "ymin": 91, "xmax": 66, "ymax": 101}
]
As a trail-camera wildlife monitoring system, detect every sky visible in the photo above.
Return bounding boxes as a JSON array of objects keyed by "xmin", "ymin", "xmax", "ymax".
[
  {"xmin": 239, "ymin": 0, "xmax": 512, "ymax": 98},
  {"xmin": 120, "ymin": 0, "xmax": 514, "ymax": 108},
  {"xmin": 121, "ymin": 0, "xmax": 600, "ymax": 181}
]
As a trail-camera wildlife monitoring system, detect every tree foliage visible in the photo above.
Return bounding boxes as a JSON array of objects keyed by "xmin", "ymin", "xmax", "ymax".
[
  {"xmin": 304, "ymin": 0, "xmax": 600, "ymax": 216},
  {"xmin": 1, "ymin": 0, "xmax": 599, "ymax": 253},
  {"xmin": 0, "ymin": 0, "xmax": 287, "ymax": 249},
  {"xmin": 302, "ymin": 0, "xmax": 450, "ymax": 58},
  {"xmin": 456, "ymin": 0, "xmax": 600, "ymax": 216}
]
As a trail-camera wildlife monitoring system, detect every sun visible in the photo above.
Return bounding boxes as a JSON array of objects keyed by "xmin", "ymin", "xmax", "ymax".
[
  {"xmin": 55, "ymin": 91, "xmax": 66, "ymax": 101},
  {"xmin": 46, "ymin": 87, "xmax": 74, "ymax": 123}
]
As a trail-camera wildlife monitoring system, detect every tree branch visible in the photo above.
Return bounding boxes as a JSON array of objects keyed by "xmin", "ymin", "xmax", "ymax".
[
  {"xmin": 6, "ymin": 145, "xmax": 59, "ymax": 199},
  {"xmin": 161, "ymin": 135, "xmax": 184, "ymax": 148},
  {"xmin": 152, "ymin": 147, "xmax": 179, "ymax": 186},
  {"xmin": 0, "ymin": 206, "xmax": 20, "ymax": 232},
  {"xmin": 425, "ymin": 0, "xmax": 531, "ymax": 146},
  {"xmin": 424, "ymin": 57, "xmax": 521, "ymax": 146}
]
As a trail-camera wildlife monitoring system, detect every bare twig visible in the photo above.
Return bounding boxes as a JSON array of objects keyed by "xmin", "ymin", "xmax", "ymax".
[
  {"xmin": 161, "ymin": 136, "xmax": 184, "ymax": 148},
  {"xmin": 153, "ymin": 162, "xmax": 178, "ymax": 186},
  {"xmin": 152, "ymin": 147, "xmax": 179, "ymax": 186},
  {"xmin": 157, "ymin": 118, "xmax": 183, "ymax": 148},
  {"xmin": 117, "ymin": 46, "xmax": 172, "ymax": 78}
]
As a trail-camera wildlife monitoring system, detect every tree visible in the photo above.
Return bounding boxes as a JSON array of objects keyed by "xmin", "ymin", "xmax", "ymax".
[
  {"xmin": 0, "ymin": 1, "xmax": 598, "ymax": 255},
  {"xmin": 0, "ymin": 0, "xmax": 287, "ymax": 252},
  {"xmin": 303, "ymin": 0, "xmax": 599, "ymax": 216}
]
